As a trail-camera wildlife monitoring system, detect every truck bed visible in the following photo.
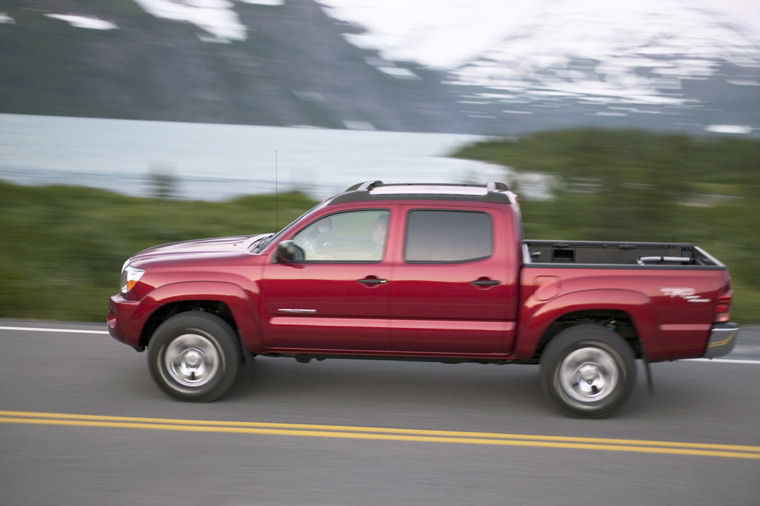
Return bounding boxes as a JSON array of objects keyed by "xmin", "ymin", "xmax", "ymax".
[{"xmin": 524, "ymin": 240, "xmax": 724, "ymax": 268}]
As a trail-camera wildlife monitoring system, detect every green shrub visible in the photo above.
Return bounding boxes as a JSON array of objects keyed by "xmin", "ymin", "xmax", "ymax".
[
  {"xmin": 0, "ymin": 181, "xmax": 316, "ymax": 321},
  {"xmin": 455, "ymin": 129, "xmax": 760, "ymax": 322}
]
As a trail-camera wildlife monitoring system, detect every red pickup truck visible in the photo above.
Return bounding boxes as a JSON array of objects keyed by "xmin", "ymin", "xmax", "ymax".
[{"xmin": 108, "ymin": 181, "xmax": 739, "ymax": 416}]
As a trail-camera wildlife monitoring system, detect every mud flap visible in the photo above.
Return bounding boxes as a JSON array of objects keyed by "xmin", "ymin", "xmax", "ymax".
[
  {"xmin": 640, "ymin": 343, "xmax": 654, "ymax": 394},
  {"xmin": 238, "ymin": 335, "xmax": 256, "ymax": 381}
]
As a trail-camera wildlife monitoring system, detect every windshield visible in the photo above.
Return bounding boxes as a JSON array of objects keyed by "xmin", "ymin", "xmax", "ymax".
[{"xmin": 249, "ymin": 202, "xmax": 324, "ymax": 254}]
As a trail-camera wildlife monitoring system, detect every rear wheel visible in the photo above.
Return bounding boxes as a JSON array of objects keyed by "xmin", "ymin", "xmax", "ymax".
[
  {"xmin": 540, "ymin": 324, "xmax": 636, "ymax": 417},
  {"xmin": 148, "ymin": 312, "xmax": 240, "ymax": 402}
]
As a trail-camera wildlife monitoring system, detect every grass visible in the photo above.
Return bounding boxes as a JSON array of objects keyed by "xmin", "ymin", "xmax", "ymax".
[
  {"xmin": 0, "ymin": 181, "xmax": 316, "ymax": 322},
  {"xmin": 2, "ymin": 128, "xmax": 758, "ymax": 322}
]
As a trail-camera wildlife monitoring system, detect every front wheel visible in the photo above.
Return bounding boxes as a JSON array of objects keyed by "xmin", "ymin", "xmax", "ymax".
[
  {"xmin": 147, "ymin": 312, "xmax": 240, "ymax": 402},
  {"xmin": 540, "ymin": 324, "xmax": 636, "ymax": 418}
]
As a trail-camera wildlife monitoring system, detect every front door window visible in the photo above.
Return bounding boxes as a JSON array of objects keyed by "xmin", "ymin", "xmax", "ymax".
[{"xmin": 292, "ymin": 210, "xmax": 390, "ymax": 262}]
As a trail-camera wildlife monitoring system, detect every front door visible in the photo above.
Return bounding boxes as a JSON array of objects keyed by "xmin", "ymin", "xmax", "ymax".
[{"xmin": 260, "ymin": 208, "xmax": 392, "ymax": 351}]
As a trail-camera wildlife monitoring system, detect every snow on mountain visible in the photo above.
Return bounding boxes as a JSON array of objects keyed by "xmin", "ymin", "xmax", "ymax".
[
  {"xmin": 317, "ymin": 0, "xmax": 526, "ymax": 69},
  {"xmin": 316, "ymin": 0, "xmax": 760, "ymax": 109},
  {"xmin": 239, "ymin": 0, "xmax": 284, "ymax": 5},
  {"xmin": 132, "ymin": 0, "xmax": 249, "ymax": 42},
  {"xmin": 127, "ymin": 0, "xmax": 759, "ymax": 115},
  {"xmin": 130, "ymin": 0, "xmax": 285, "ymax": 42},
  {"xmin": 45, "ymin": 14, "xmax": 118, "ymax": 30}
]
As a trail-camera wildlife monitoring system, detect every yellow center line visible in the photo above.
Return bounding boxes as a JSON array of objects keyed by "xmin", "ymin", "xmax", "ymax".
[{"xmin": 1, "ymin": 410, "xmax": 759, "ymax": 460}]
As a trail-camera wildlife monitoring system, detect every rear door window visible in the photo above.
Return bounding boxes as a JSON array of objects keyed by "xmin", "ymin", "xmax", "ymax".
[{"xmin": 404, "ymin": 210, "xmax": 493, "ymax": 263}]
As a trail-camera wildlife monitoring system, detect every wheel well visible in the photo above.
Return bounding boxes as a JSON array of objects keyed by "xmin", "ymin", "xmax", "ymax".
[
  {"xmin": 534, "ymin": 310, "xmax": 642, "ymax": 360},
  {"xmin": 140, "ymin": 300, "xmax": 238, "ymax": 348}
]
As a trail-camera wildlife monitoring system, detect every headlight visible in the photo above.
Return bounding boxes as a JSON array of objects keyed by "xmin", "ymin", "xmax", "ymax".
[{"xmin": 120, "ymin": 264, "xmax": 145, "ymax": 294}]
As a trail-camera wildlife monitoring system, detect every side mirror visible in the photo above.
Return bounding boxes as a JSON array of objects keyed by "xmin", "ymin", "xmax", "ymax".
[{"xmin": 275, "ymin": 240, "xmax": 305, "ymax": 263}]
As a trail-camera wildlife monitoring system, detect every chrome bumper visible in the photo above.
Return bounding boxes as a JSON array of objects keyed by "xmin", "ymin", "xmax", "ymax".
[{"xmin": 704, "ymin": 322, "xmax": 739, "ymax": 358}]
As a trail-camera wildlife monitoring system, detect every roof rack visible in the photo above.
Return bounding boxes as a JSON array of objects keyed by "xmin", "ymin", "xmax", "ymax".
[
  {"xmin": 344, "ymin": 180, "xmax": 384, "ymax": 192},
  {"xmin": 332, "ymin": 181, "xmax": 515, "ymax": 204},
  {"xmin": 345, "ymin": 181, "xmax": 509, "ymax": 193},
  {"xmin": 487, "ymin": 181, "xmax": 509, "ymax": 192}
]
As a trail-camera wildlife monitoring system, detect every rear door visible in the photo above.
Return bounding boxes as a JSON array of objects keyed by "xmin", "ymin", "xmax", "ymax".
[{"xmin": 389, "ymin": 204, "xmax": 519, "ymax": 354}]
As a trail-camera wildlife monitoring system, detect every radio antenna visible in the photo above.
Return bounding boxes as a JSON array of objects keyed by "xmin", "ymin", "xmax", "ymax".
[{"xmin": 275, "ymin": 149, "xmax": 279, "ymax": 230}]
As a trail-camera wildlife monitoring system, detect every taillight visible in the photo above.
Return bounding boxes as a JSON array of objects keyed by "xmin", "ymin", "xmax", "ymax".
[{"xmin": 715, "ymin": 289, "xmax": 732, "ymax": 323}]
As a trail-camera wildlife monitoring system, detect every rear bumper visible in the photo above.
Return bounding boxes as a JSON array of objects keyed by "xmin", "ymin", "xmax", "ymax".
[{"xmin": 703, "ymin": 322, "xmax": 739, "ymax": 358}]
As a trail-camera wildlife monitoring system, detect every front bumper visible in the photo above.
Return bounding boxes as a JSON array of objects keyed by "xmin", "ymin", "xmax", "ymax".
[
  {"xmin": 703, "ymin": 322, "xmax": 740, "ymax": 358},
  {"xmin": 107, "ymin": 294, "xmax": 146, "ymax": 351}
]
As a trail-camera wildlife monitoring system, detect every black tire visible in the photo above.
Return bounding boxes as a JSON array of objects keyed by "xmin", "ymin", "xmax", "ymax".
[
  {"xmin": 147, "ymin": 312, "xmax": 240, "ymax": 402},
  {"xmin": 540, "ymin": 324, "xmax": 636, "ymax": 418}
]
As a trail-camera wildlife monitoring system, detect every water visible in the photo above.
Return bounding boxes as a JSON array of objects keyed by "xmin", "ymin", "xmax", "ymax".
[{"xmin": 0, "ymin": 113, "xmax": 508, "ymax": 200}]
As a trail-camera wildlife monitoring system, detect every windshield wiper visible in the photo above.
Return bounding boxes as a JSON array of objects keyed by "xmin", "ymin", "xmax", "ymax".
[{"xmin": 250, "ymin": 233, "xmax": 275, "ymax": 253}]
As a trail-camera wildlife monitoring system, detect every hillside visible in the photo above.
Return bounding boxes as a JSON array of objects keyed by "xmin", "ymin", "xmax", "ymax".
[
  {"xmin": 0, "ymin": 0, "xmax": 472, "ymax": 132},
  {"xmin": 1, "ymin": 0, "xmax": 759, "ymax": 136}
]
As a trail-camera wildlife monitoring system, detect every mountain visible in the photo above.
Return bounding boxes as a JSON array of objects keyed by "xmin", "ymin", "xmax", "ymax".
[
  {"xmin": 1, "ymin": 0, "xmax": 758, "ymax": 136},
  {"xmin": 0, "ymin": 0, "xmax": 473, "ymax": 132}
]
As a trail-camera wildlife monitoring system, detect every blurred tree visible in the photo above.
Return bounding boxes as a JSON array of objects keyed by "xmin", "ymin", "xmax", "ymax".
[
  {"xmin": 456, "ymin": 129, "xmax": 697, "ymax": 241},
  {"xmin": 147, "ymin": 165, "xmax": 180, "ymax": 200},
  {"xmin": 454, "ymin": 128, "xmax": 760, "ymax": 320}
]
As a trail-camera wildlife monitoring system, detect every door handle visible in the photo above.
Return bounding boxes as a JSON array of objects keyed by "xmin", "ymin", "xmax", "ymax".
[
  {"xmin": 358, "ymin": 277, "xmax": 388, "ymax": 286},
  {"xmin": 471, "ymin": 278, "xmax": 500, "ymax": 287}
]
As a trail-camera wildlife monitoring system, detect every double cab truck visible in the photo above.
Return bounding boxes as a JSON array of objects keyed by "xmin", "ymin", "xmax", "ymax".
[{"xmin": 108, "ymin": 181, "xmax": 739, "ymax": 417}]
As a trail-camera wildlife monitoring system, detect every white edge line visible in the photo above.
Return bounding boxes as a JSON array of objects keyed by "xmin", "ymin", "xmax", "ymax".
[
  {"xmin": 686, "ymin": 358, "xmax": 760, "ymax": 365},
  {"xmin": 1, "ymin": 326, "xmax": 759, "ymax": 364},
  {"xmin": 0, "ymin": 326, "xmax": 109, "ymax": 335}
]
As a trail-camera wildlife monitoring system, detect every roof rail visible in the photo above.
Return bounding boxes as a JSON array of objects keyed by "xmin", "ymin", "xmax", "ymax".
[
  {"xmin": 329, "ymin": 181, "xmax": 516, "ymax": 205},
  {"xmin": 487, "ymin": 181, "xmax": 509, "ymax": 192},
  {"xmin": 345, "ymin": 180, "xmax": 384, "ymax": 192}
]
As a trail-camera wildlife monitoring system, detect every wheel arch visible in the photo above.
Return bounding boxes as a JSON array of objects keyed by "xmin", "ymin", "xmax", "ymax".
[
  {"xmin": 515, "ymin": 288, "xmax": 662, "ymax": 361},
  {"xmin": 140, "ymin": 300, "xmax": 237, "ymax": 348},
  {"xmin": 138, "ymin": 281, "xmax": 260, "ymax": 351},
  {"xmin": 533, "ymin": 309, "xmax": 641, "ymax": 361}
]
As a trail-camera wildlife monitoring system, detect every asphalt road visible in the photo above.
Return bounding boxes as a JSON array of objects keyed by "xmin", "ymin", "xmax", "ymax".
[{"xmin": 1, "ymin": 319, "xmax": 759, "ymax": 505}]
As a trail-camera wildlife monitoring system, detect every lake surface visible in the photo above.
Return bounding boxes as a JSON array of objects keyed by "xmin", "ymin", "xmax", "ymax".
[{"xmin": 0, "ymin": 114, "xmax": 508, "ymax": 200}]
